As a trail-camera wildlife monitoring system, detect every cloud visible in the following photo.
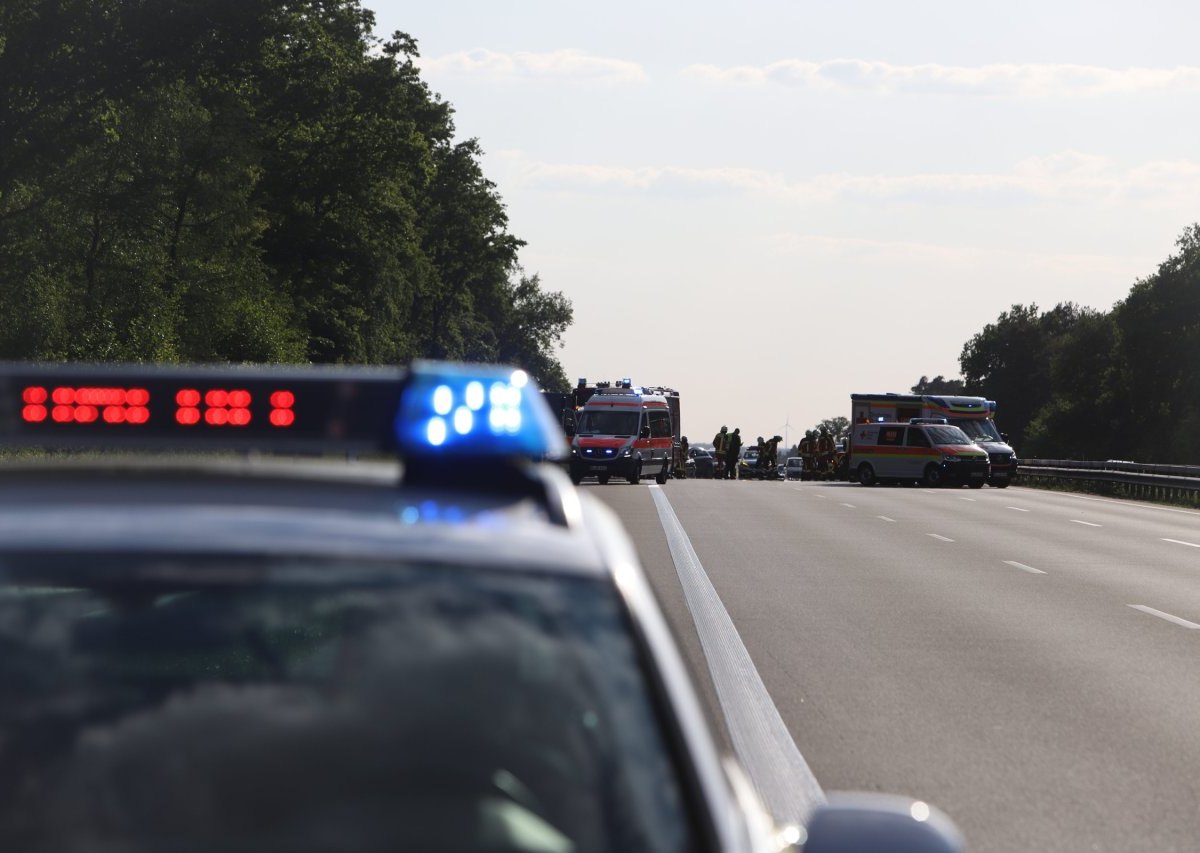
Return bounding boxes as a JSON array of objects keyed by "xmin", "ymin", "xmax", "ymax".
[
  {"xmin": 496, "ymin": 150, "xmax": 1200, "ymax": 206},
  {"xmin": 419, "ymin": 49, "xmax": 646, "ymax": 84},
  {"xmin": 682, "ymin": 59, "xmax": 1200, "ymax": 97}
]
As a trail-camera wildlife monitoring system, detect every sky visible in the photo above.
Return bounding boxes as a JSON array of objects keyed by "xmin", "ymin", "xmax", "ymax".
[{"xmin": 369, "ymin": 0, "xmax": 1200, "ymax": 448}]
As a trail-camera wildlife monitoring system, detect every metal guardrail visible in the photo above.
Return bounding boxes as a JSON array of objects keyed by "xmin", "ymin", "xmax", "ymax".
[{"xmin": 1017, "ymin": 459, "xmax": 1200, "ymax": 501}]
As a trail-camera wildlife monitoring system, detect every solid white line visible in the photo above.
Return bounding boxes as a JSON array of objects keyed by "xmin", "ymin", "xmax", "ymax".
[
  {"xmin": 1163, "ymin": 538, "xmax": 1200, "ymax": 549},
  {"xmin": 1071, "ymin": 520, "xmax": 1102, "ymax": 527},
  {"xmin": 877, "ymin": 516, "xmax": 896, "ymax": 523},
  {"xmin": 1007, "ymin": 506, "xmax": 1030, "ymax": 512},
  {"xmin": 1129, "ymin": 605, "xmax": 1200, "ymax": 630},
  {"xmin": 1003, "ymin": 560, "xmax": 1046, "ymax": 575},
  {"xmin": 650, "ymin": 487, "xmax": 825, "ymax": 823},
  {"xmin": 928, "ymin": 534, "xmax": 955, "ymax": 542}
]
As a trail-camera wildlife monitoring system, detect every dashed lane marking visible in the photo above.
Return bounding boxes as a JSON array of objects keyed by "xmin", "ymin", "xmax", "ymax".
[
  {"xmin": 1003, "ymin": 560, "xmax": 1046, "ymax": 575},
  {"xmin": 1129, "ymin": 605, "xmax": 1200, "ymax": 630}
]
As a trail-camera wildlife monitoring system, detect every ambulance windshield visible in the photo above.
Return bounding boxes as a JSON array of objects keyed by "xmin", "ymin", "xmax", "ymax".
[
  {"xmin": 926, "ymin": 426, "xmax": 974, "ymax": 446},
  {"xmin": 576, "ymin": 410, "xmax": 640, "ymax": 437},
  {"xmin": 950, "ymin": 418, "xmax": 1002, "ymax": 443}
]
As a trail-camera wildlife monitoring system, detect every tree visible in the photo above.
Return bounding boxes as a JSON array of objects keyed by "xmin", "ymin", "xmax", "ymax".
[
  {"xmin": 0, "ymin": 1, "xmax": 573, "ymax": 381},
  {"xmin": 1110, "ymin": 225, "xmax": 1200, "ymax": 461},
  {"xmin": 959, "ymin": 303, "xmax": 1086, "ymax": 449},
  {"xmin": 911, "ymin": 375, "xmax": 966, "ymax": 395},
  {"xmin": 812, "ymin": 416, "xmax": 849, "ymax": 442}
]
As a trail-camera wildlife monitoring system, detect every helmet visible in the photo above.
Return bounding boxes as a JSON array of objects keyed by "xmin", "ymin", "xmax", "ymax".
[{"xmin": 720, "ymin": 426, "xmax": 727, "ymax": 432}]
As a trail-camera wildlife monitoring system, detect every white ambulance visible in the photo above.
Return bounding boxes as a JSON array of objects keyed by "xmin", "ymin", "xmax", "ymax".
[
  {"xmin": 849, "ymin": 419, "xmax": 990, "ymax": 488},
  {"xmin": 568, "ymin": 386, "xmax": 674, "ymax": 485}
]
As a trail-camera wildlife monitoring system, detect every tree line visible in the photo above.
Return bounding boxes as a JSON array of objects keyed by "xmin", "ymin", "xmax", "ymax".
[
  {"xmin": 0, "ymin": 0, "xmax": 573, "ymax": 389},
  {"xmin": 916, "ymin": 225, "xmax": 1200, "ymax": 463}
]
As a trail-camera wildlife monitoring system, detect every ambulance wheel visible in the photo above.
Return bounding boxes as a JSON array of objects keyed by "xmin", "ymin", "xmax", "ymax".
[
  {"xmin": 598, "ymin": 474, "xmax": 610, "ymax": 485},
  {"xmin": 923, "ymin": 464, "xmax": 944, "ymax": 488},
  {"xmin": 969, "ymin": 480, "xmax": 985, "ymax": 489},
  {"xmin": 655, "ymin": 463, "xmax": 668, "ymax": 485},
  {"xmin": 993, "ymin": 481, "xmax": 1010, "ymax": 489},
  {"xmin": 628, "ymin": 461, "xmax": 642, "ymax": 484},
  {"xmin": 857, "ymin": 463, "xmax": 877, "ymax": 487}
]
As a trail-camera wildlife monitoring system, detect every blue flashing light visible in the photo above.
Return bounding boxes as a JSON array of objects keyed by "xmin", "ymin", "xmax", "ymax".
[{"xmin": 395, "ymin": 361, "xmax": 565, "ymax": 459}]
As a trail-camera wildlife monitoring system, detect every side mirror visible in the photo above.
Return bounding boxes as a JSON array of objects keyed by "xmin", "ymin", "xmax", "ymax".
[
  {"xmin": 1000, "ymin": 433, "xmax": 1009, "ymax": 443},
  {"xmin": 640, "ymin": 425, "xmax": 651, "ymax": 439},
  {"xmin": 801, "ymin": 793, "xmax": 963, "ymax": 853}
]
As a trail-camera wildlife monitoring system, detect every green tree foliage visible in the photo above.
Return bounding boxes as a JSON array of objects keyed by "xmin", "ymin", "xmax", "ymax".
[
  {"xmin": 0, "ymin": 0, "xmax": 571, "ymax": 383},
  {"xmin": 959, "ymin": 225, "xmax": 1200, "ymax": 462},
  {"xmin": 910, "ymin": 375, "xmax": 966, "ymax": 395},
  {"xmin": 812, "ymin": 416, "xmax": 849, "ymax": 442},
  {"xmin": 959, "ymin": 302, "xmax": 1086, "ymax": 449}
]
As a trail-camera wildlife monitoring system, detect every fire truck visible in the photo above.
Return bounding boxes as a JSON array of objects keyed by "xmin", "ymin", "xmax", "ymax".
[
  {"xmin": 562, "ymin": 378, "xmax": 680, "ymax": 485},
  {"xmin": 849, "ymin": 393, "xmax": 1018, "ymax": 487}
]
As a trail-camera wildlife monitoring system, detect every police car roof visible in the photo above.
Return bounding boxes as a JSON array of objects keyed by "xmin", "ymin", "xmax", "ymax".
[{"xmin": 0, "ymin": 360, "xmax": 615, "ymax": 578}]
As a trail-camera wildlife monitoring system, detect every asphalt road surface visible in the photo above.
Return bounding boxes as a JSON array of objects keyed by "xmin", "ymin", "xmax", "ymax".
[{"xmin": 590, "ymin": 478, "xmax": 1200, "ymax": 853}]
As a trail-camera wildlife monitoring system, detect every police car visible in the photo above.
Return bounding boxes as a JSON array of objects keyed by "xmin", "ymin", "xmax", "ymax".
[{"xmin": 0, "ymin": 361, "xmax": 961, "ymax": 852}]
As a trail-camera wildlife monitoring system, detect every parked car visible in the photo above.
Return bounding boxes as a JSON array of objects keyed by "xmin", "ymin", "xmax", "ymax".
[
  {"xmin": 785, "ymin": 457, "xmax": 804, "ymax": 480},
  {"xmin": 688, "ymin": 446, "xmax": 717, "ymax": 478}
]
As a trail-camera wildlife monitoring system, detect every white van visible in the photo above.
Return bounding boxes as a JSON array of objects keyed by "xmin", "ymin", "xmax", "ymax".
[
  {"xmin": 785, "ymin": 457, "xmax": 804, "ymax": 480},
  {"xmin": 849, "ymin": 421, "xmax": 989, "ymax": 488}
]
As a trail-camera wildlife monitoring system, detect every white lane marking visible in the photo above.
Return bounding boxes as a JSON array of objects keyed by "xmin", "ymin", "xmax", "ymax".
[
  {"xmin": 1129, "ymin": 605, "xmax": 1200, "ymax": 630},
  {"xmin": 1071, "ymin": 520, "xmax": 1102, "ymax": 527},
  {"xmin": 928, "ymin": 534, "xmax": 955, "ymax": 542},
  {"xmin": 1163, "ymin": 538, "xmax": 1200, "ymax": 549},
  {"xmin": 1065, "ymin": 491, "xmax": 1200, "ymax": 518},
  {"xmin": 1003, "ymin": 560, "xmax": 1046, "ymax": 575},
  {"xmin": 840, "ymin": 503, "xmax": 856, "ymax": 509},
  {"xmin": 651, "ymin": 487, "xmax": 824, "ymax": 823},
  {"xmin": 877, "ymin": 516, "xmax": 896, "ymax": 523},
  {"xmin": 960, "ymin": 497, "xmax": 976, "ymax": 502},
  {"xmin": 1007, "ymin": 506, "xmax": 1030, "ymax": 512},
  {"xmin": 812, "ymin": 494, "xmax": 828, "ymax": 500}
]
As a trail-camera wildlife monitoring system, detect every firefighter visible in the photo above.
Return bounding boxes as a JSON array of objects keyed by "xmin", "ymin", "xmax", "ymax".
[
  {"xmin": 676, "ymin": 435, "xmax": 689, "ymax": 478},
  {"xmin": 799, "ymin": 430, "xmax": 816, "ymax": 479},
  {"xmin": 766, "ymin": 435, "xmax": 782, "ymax": 472},
  {"xmin": 816, "ymin": 426, "xmax": 835, "ymax": 479},
  {"xmin": 713, "ymin": 426, "xmax": 729, "ymax": 480},
  {"xmin": 725, "ymin": 428, "xmax": 742, "ymax": 479}
]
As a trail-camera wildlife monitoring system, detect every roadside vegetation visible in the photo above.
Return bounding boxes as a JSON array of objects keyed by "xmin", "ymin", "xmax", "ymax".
[
  {"xmin": 916, "ymin": 226, "xmax": 1200, "ymax": 464},
  {"xmin": 0, "ymin": 0, "xmax": 572, "ymax": 389}
]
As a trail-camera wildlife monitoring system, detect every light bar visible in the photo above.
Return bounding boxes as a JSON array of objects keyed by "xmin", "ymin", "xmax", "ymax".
[
  {"xmin": 0, "ymin": 361, "xmax": 566, "ymax": 461},
  {"xmin": 393, "ymin": 361, "xmax": 565, "ymax": 460}
]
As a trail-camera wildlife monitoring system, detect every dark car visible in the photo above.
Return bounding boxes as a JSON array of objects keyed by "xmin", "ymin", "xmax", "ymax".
[
  {"xmin": 0, "ymin": 361, "xmax": 961, "ymax": 853},
  {"xmin": 688, "ymin": 445, "xmax": 717, "ymax": 478}
]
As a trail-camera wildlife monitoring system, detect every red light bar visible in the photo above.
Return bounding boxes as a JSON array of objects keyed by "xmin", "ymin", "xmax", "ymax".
[{"xmin": 0, "ymin": 363, "xmax": 405, "ymax": 453}]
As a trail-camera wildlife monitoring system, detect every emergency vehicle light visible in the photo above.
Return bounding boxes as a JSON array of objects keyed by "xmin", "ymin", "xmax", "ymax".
[
  {"xmin": 0, "ymin": 361, "xmax": 565, "ymax": 460},
  {"xmin": 393, "ymin": 361, "xmax": 564, "ymax": 459}
]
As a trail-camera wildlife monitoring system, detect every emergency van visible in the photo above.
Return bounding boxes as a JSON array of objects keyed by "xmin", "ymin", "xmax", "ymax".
[
  {"xmin": 568, "ymin": 384, "xmax": 675, "ymax": 485},
  {"xmin": 850, "ymin": 393, "xmax": 1018, "ymax": 487},
  {"xmin": 849, "ymin": 420, "xmax": 990, "ymax": 488}
]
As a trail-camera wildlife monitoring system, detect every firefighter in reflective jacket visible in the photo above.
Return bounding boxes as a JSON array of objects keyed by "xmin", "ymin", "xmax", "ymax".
[
  {"xmin": 799, "ymin": 430, "xmax": 816, "ymax": 478},
  {"xmin": 816, "ymin": 427, "xmax": 835, "ymax": 478},
  {"xmin": 713, "ymin": 426, "xmax": 729, "ymax": 479}
]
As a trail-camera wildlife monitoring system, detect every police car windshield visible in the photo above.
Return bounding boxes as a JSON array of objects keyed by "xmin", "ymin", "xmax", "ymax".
[
  {"xmin": 0, "ymin": 558, "xmax": 692, "ymax": 853},
  {"xmin": 576, "ymin": 410, "xmax": 640, "ymax": 437},
  {"xmin": 950, "ymin": 418, "xmax": 1002, "ymax": 442},
  {"xmin": 926, "ymin": 425, "xmax": 974, "ymax": 445}
]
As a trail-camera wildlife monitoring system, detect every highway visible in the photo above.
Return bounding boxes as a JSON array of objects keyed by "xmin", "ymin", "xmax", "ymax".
[{"xmin": 592, "ymin": 479, "xmax": 1200, "ymax": 853}]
